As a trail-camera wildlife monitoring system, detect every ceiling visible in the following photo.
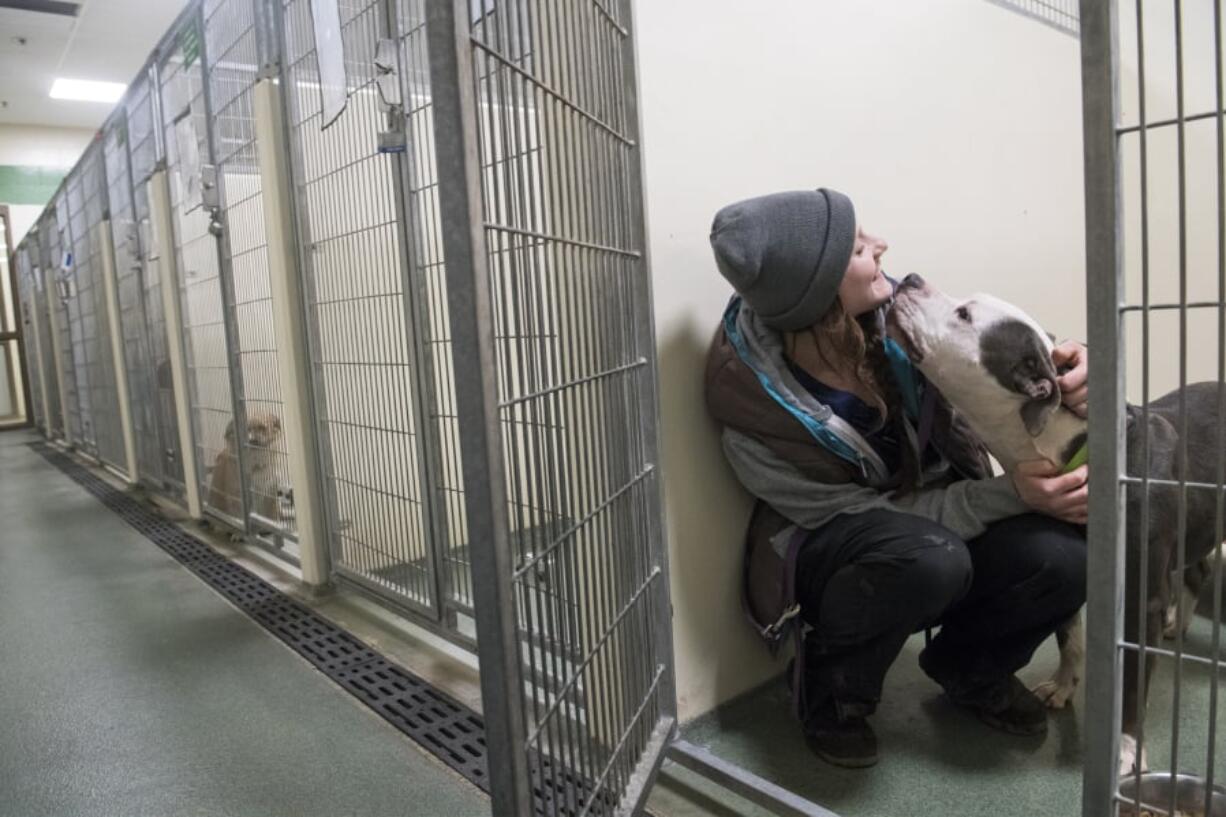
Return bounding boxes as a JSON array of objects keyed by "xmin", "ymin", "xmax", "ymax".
[{"xmin": 0, "ymin": 0, "xmax": 193, "ymax": 130}]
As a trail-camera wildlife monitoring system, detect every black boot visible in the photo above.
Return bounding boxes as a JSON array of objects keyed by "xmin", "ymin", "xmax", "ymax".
[
  {"xmin": 803, "ymin": 698, "xmax": 879, "ymax": 769},
  {"xmin": 919, "ymin": 648, "xmax": 1047, "ymax": 736}
]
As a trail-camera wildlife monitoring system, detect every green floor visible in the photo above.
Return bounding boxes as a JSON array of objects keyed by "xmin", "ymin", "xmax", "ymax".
[
  {"xmin": 0, "ymin": 432, "xmax": 489, "ymax": 817},
  {"xmin": 677, "ymin": 571, "xmax": 1226, "ymax": 816}
]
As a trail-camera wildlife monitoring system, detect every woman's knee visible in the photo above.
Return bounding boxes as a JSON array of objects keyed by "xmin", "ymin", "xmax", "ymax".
[
  {"xmin": 852, "ymin": 520, "xmax": 973, "ymax": 617},
  {"xmin": 904, "ymin": 532, "xmax": 974, "ymax": 615},
  {"xmin": 992, "ymin": 514, "xmax": 1088, "ymax": 610}
]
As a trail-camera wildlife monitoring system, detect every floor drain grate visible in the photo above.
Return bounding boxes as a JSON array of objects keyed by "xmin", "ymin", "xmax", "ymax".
[
  {"xmin": 31, "ymin": 442, "xmax": 629, "ymax": 817},
  {"xmin": 27, "ymin": 444, "xmax": 515, "ymax": 801}
]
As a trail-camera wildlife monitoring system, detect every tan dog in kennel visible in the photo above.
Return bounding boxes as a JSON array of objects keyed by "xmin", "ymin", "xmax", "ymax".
[{"xmin": 206, "ymin": 410, "xmax": 283, "ymax": 524}]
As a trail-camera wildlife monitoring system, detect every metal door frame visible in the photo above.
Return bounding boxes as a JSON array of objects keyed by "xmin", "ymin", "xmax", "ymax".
[
  {"xmin": 12, "ymin": 240, "xmax": 44, "ymax": 431},
  {"xmin": 1, "ymin": 205, "xmax": 33, "ymax": 428}
]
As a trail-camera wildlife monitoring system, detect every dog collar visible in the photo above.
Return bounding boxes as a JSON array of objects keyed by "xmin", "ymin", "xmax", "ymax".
[{"xmin": 1061, "ymin": 440, "xmax": 1089, "ymax": 474}]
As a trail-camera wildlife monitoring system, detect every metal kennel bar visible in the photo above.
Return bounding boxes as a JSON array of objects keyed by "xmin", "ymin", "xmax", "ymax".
[
  {"xmin": 34, "ymin": 214, "xmax": 65, "ymax": 442},
  {"xmin": 202, "ymin": 0, "xmax": 300, "ymax": 554},
  {"xmin": 1081, "ymin": 1, "xmax": 1226, "ymax": 814},
  {"xmin": 1079, "ymin": 0, "xmax": 1127, "ymax": 811},
  {"xmin": 157, "ymin": 4, "xmax": 253, "ymax": 528},
  {"xmin": 426, "ymin": 0, "xmax": 678, "ymax": 812},
  {"xmin": 277, "ymin": 0, "xmax": 451, "ymax": 623}
]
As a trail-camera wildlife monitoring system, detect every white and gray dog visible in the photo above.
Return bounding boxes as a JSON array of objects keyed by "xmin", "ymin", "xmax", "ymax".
[{"xmin": 887, "ymin": 273, "xmax": 1223, "ymax": 774}]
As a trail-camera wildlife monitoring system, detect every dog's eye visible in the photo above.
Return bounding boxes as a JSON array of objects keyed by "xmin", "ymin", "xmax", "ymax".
[{"xmin": 956, "ymin": 306, "xmax": 972, "ymax": 323}]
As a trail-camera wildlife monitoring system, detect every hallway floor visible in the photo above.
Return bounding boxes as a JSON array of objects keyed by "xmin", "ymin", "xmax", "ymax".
[
  {"xmin": 678, "ymin": 559, "xmax": 1226, "ymax": 817},
  {"xmin": 0, "ymin": 431, "xmax": 489, "ymax": 817},
  {"xmin": 9, "ymin": 426, "xmax": 1226, "ymax": 817}
]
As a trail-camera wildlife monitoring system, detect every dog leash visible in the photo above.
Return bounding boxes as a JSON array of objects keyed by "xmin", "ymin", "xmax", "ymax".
[{"xmin": 1061, "ymin": 439, "xmax": 1089, "ymax": 474}]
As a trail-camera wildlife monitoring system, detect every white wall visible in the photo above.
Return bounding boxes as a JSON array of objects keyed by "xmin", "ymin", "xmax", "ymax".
[{"xmin": 636, "ymin": 0, "xmax": 1087, "ymax": 721}]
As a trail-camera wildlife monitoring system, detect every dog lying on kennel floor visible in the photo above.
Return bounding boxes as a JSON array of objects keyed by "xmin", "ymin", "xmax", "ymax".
[{"xmin": 887, "ymin": 273, "xmax": 1224, "ymax": 775}]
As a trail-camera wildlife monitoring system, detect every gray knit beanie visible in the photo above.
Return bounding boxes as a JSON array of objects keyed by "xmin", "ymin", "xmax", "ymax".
[{"xmin": 710, "ymin": 188, "xmax": 857, "ymax": 331}]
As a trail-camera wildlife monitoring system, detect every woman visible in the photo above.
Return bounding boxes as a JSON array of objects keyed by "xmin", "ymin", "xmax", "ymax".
[{"xmin": 705, "ymin": 188, "xmax": 1089, "ymax": 769}]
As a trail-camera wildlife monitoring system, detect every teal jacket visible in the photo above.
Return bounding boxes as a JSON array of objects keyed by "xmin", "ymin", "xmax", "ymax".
[{"xmin": 705, "ymin": 296, "xmax": 1029, "ymax": 546}]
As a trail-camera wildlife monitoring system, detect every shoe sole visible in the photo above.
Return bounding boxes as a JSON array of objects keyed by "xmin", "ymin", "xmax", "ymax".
[
  {"xmin": 974, "ymin": 707, "xmax": 1048, "ymax": 736},
  {"xmin": 813, "ymin": 749, "xmax": 880, "ymax": 769}
]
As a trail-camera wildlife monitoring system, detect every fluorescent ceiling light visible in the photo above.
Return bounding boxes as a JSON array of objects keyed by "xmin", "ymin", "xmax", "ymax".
[{"xmin": 49, "ymin": 78, "xmax": 125, "ymax": 103}]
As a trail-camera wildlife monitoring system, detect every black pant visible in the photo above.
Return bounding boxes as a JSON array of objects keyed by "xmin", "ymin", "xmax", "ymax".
[{"xmin": 794, "ymin": 509, "xmax": 1086, "ymax": 718}]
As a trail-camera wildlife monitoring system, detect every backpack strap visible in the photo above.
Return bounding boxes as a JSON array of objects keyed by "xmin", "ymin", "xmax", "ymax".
[{"xmin": 739, "ymin": 502, "xmax": 810, "ymax": 721}]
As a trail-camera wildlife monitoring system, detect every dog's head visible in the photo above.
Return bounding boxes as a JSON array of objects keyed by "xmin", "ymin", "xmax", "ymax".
[
  {"xmin": 887, "ymin": 274, "xmax": 1061, "ymax": 437},
  {"xmin": 245, "ymin": 410, "xmax": 283, "ymax": 449}
]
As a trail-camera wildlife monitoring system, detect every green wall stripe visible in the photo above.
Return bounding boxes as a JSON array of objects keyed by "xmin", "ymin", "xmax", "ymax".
[{"xmin": 0, "ymin": 166, "xmax": 68, "ymax": 206}]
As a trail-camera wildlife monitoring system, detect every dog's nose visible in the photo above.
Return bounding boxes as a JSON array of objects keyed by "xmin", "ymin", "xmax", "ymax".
[{"xmin": 899, "ymin": 273, "xmax": 926, "ymax": 291}]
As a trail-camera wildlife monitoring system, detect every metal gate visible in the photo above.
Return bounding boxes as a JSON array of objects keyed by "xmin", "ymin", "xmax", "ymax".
[
  {"xmin": 128, "ymin": 63, "xmax": 188, "ymax": 500},
  {"xmin": 158, "ymin": 8, "xmax": 252, "ymax": 528},
  {"xmin": 277, "ymin": 0, "xmax": 461, "ymax": 624},
  {"xmin": 1080, "ymin": 0, "xmax": 1226, "ymax": 814},
  {"xmin": 425, "ymin": 1, "xmax": 677, "ymax": 812},
  {"xmin": 31, "ymin": 221, "xmax": 63, "ymax": 441},
  {"xmin": 47, "ymin": 196, "xmax": 85, "ymax": 448},
  {"xmin": 62, "ymin": 162, "xmax": 100, "ymax": 457},
  {"xmin": 104, "ymin": 108, "xmax": 163, "ymax": 487},
  {"xmin": 73, "ymin": 142, "xmax": 128, "ymax": 473},
  {"xmin": 201, "ymin": 0, "xmax": 300, "ymax": 553}
]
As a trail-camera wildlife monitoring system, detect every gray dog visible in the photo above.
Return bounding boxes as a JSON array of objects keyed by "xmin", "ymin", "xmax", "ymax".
[{"xmin": 888, "ymin": 273, "xmax": 1222, "ymax": 774}]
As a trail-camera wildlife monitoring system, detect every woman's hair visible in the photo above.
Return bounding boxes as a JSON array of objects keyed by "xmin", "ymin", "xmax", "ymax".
[{"xmin": 786, "ymin": 300, "xmax": 922, "ymax": 490}]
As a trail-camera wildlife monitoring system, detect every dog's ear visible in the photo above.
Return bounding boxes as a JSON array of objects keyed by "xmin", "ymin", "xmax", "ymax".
[{"xmin": 1013, "ymin": 352, "xmax": 1061, "ymax": 437}]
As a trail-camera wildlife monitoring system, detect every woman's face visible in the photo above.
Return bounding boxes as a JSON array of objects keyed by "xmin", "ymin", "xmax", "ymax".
[{"xmin": 837, "ymin": 226, "xmax": 892, "ymax": 317}]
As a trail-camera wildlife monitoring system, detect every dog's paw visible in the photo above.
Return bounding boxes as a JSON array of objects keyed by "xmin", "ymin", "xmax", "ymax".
[
  {"xmin": 1163, "ymin": 604, "xmax": 1179, "ymax": 639},
  {"xmin": 1032, "ymin": 677, "xmax": 1077, "ymax": 709},
  {"xmin": 1118, "ymin": 734, "xmax": 1150, "ymax": 777}
]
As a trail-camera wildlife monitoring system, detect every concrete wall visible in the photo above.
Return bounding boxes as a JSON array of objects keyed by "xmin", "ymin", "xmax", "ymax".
[{"xmin": 635, "ymin": 0, "xmax": 1088, "ymax": 721}]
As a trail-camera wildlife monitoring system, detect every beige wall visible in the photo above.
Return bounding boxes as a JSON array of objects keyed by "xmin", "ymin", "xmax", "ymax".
[
  {"xmin": 636, "ymin": 0, "xmax": 1087, "ymax": 720},
  {"xmin": 0, "ymin": 124, "xmax": 95, "ymax": 240},
  {"xmin": 0, "ymin": 123, "xmax": 94, "ymax": 167}
]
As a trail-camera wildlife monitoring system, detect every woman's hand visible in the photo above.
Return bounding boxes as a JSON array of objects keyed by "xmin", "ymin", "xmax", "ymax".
[
  {"xmin": 1052, "ymin": 340, "xmax": 1088, "ymax": 418},
  {"xmin": 1011, "ymin": 459, "xmax": 1089, "ymax": 525}
]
